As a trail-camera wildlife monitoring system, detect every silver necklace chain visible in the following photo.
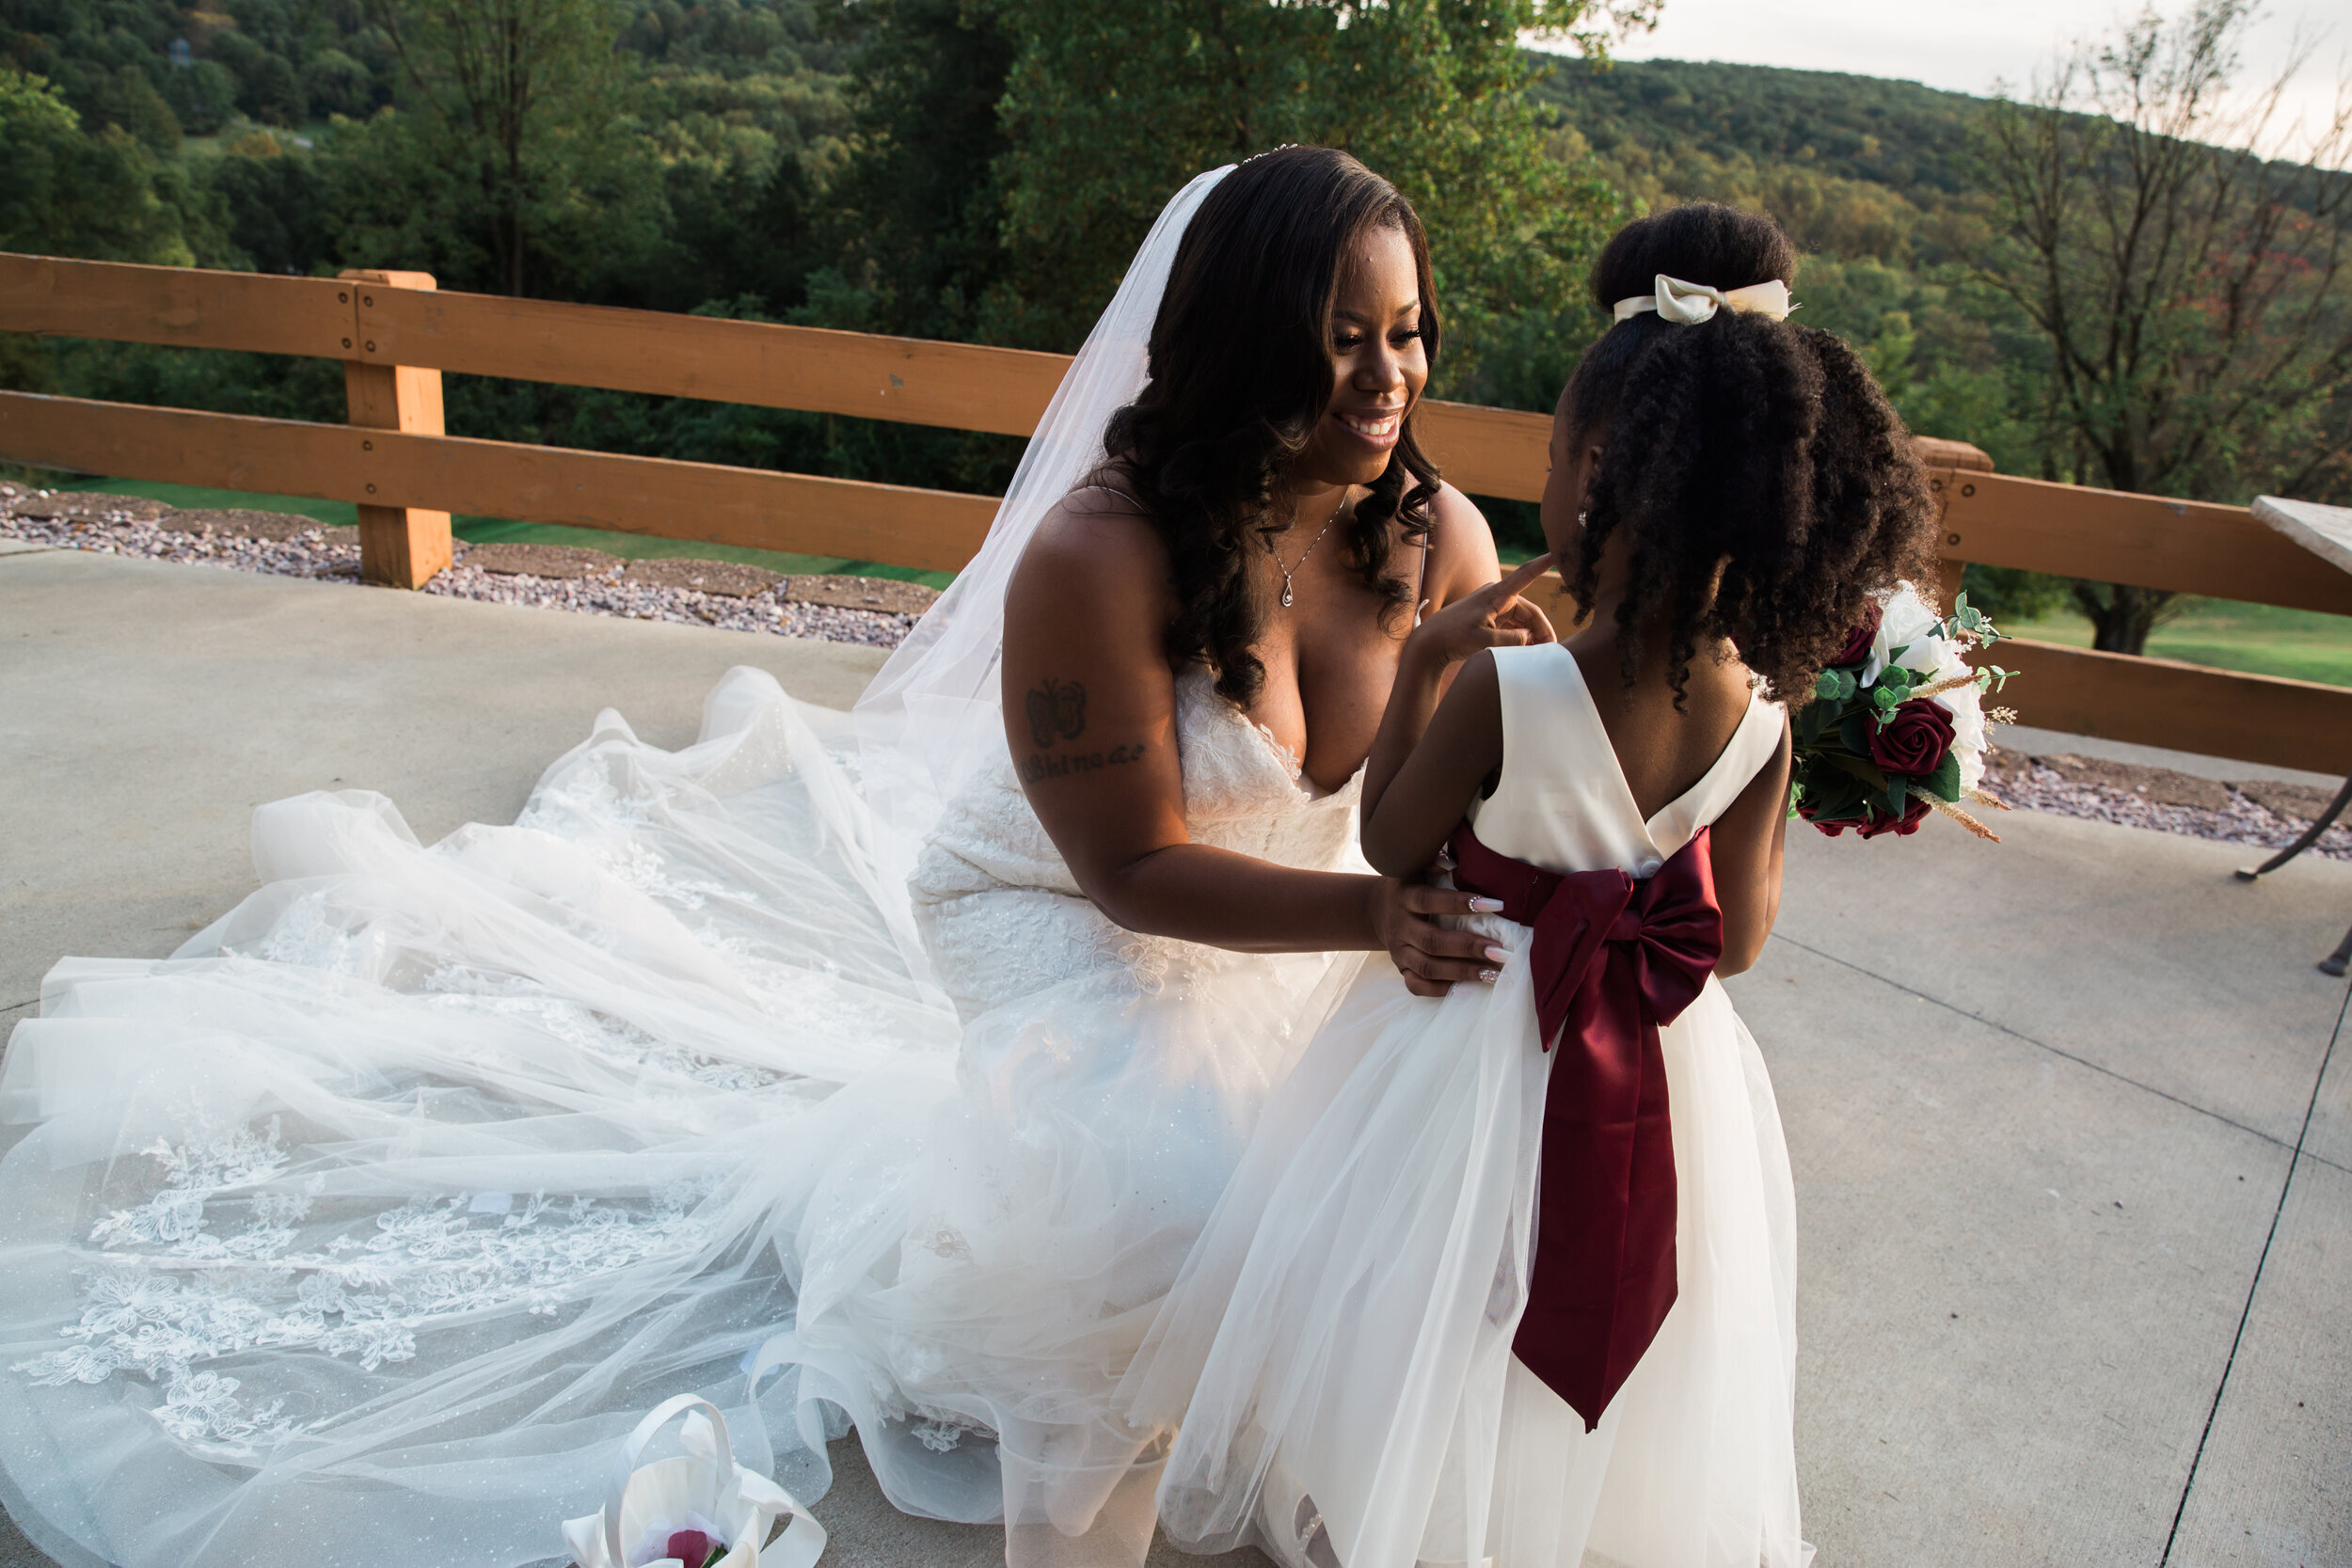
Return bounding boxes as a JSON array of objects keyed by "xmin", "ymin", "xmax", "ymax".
[{"xmin": 1273, "ymin": 489, "xmax": 1349, "ymax": 610}]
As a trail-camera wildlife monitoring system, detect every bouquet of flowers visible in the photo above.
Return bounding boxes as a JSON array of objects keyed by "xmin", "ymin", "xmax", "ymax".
[{"xmin": 1791, "ymin": 583, "xmax": 2017, "ymax": 841}]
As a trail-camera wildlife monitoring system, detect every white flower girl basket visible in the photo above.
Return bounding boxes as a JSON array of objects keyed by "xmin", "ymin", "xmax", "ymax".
[{"xmin": 562, "ymin": 1394, "xmax": 827, "ymax": 1568}]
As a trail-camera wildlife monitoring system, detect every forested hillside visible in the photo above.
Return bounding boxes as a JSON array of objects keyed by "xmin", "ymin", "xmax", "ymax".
[
  {"xmin": 0, "ymin": 6, "xmax": 2018, "ymax": 488},
  {"xmin": 4, "ymin": 2, "xmax": 2346, "ymax": 610},
  {"xmin": 1532, "ymin": 56, "xmax": 2053, "ymax": 488},
  {"xmin": 1540, "ymin": 57, "xmax": 1985, "ymax": 196}
]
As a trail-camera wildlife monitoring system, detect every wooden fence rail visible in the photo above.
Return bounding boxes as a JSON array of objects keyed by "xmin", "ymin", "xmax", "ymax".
[{"xmin": 2, "ymin": 251, "xmax": 2345, "ymax": 773}]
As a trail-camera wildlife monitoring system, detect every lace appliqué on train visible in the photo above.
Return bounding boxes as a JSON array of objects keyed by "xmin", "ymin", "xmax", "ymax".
[{"xmin": 17, "ymin": 1118, "xmax": 714, "ymax": 1457}]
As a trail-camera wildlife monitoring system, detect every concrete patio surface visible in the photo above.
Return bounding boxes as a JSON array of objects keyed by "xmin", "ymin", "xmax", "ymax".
[{"xmin": 2, "ymin": 545, "xmax": 2347, "ymax": 1567}]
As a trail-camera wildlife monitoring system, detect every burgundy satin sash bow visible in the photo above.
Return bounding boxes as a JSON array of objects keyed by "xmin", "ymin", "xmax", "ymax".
[{"xmin": 1446, "ymin": 822, "xmax": 1724, "ymax": 1431}]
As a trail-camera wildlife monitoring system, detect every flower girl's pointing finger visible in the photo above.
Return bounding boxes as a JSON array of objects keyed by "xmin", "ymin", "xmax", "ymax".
[{"xmin": 1496, "ymin": 553, "xmax": 1555, "ymax": 599}]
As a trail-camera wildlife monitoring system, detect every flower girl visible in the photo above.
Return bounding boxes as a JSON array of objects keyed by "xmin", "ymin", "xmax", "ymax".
[{"xmin": 1120, "ymin": 202, "xmax": 1941, "ymax": 1568}]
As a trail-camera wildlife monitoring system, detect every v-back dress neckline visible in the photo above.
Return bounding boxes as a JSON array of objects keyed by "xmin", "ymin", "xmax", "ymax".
[
  {"xmin": 1551, "ymin": 646, "xmax": 1777, "ymax": 858},
  {"xmin": 1465, "ymin": 643, "xmax": 1779, "ymax": 880}
]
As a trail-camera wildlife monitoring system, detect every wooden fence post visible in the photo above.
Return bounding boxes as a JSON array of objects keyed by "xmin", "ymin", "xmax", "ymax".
[
  {"xmin": 340, "ymin": 269, "xmax": 452, "ymax": 588},
  {"xmin": 1919, "ymin": 438, "xmax": 1995, "ymax": 613}
]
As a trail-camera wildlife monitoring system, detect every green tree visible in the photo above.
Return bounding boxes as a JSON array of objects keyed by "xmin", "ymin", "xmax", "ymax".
[
  {"xmin": 822, "ymin": 0, "xmax": 1018, "ymax": 344},
  {"xmin": 977, "ymin": 0, "xmax": 1652, "ymax": 385},
  {"xmin": 0, "ymin": 66, "xmax": 200, "ymax": 264},
  {"xmin": 0, "ymin": 64, "xmax": 223, "ymax": 393},
  {"xmin": 362, "ymin": 0, "xmax": 653, "ymax": 296},
  {"xmin": 1976, "ymin": 1, "xmax": 2352, "ymax": 652}
]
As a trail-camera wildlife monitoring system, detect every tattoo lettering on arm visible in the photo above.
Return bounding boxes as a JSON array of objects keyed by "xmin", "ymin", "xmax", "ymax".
[
  {"xmin": 1019, "ymin": 739, "xmax": 1151, "ymax": 786},
  {"xmin": 1025, "ymin": 676, "xmax": 1089, "ymax": 749}
]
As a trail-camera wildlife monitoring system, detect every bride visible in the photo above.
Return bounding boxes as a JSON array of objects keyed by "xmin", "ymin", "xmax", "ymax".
[{"xmin": 0, "ymin": 148, "xmax": 1542, "ymax": 1568}]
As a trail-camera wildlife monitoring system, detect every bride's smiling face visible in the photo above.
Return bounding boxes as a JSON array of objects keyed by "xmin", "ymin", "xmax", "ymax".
[{"xmin": 1295, "ymin": 223, "xmax": 1429, "ymax": 489}]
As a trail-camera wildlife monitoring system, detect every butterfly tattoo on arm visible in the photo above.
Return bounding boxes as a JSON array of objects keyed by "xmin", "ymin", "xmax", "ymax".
[
  {"xmin": 1026, "ymin": 677, "xmax": 1088, "ymax": 748},
  {"xmin": 1017, "ymin": 677, "xmax": 1151, "ymax": 786}
]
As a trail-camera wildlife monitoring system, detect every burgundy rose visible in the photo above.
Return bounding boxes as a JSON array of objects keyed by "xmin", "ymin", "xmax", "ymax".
[
  {"xmin": 1830, "ymin": 603, "xmax": 1883, "ymax": 668},
  {"xmin": 1796, "ymin": 800, "xmax": 1856, "ymax": 837},
  {"xmin": 1854, "ymin": 795, "xmax": 1934, "ymax": 840},
  {"xmin": 1867, "ymin": 698, "xmax": 1955, "ymax": 777},
  {"xmin": 665, "ymin": 1529, "xmax": 720, "ymax": 1568}
]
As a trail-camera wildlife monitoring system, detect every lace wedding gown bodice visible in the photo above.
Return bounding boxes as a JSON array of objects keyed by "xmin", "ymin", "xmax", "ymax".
[
  {"xmin": 0, "ymin": 663, "xmax": 1370, "ymax": 1568},
  {"xmin": 912, "ymin": 667, "xmax": 1364, "ymax": 1017}
]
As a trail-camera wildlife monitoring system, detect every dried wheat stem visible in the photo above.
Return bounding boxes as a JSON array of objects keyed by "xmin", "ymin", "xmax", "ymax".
[
  {"xmin": 1967, "ymin": 786, "xmax": 2014, "ymax": 812},
  {"xmin": 1929, "ymin": 795, "xmax": 2003, "ymax": 841}
]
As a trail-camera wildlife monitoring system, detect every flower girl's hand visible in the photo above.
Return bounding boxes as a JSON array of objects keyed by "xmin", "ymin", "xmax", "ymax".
[{"xmin": 1408, "ymin": 554, "xmax": 1556, "ymax": 673}]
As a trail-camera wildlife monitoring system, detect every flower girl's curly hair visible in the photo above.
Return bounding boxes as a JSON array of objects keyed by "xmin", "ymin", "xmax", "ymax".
[
  {"xmin": 1564, "ymin": 202, "xmax": 1940, "ymax": 708},
  {"xmin": 1104, "ymin": 146, "xmax": 1441, "ymax": 707}
]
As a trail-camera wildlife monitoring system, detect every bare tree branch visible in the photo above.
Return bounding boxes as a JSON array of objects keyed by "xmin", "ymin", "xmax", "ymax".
[{"xmin": 1974, "ymin": 2, "xmax": 2352, "ymax": 651}]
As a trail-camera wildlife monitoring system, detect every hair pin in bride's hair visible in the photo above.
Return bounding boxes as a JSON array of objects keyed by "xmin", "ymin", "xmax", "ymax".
[
  {"xmin": 1613, "ymin": 275, "xmax": 1795, "ymax": 325},
  {"xmin": 1241, "ymin": 142, "xmax": 1303, "ymax": 164}
]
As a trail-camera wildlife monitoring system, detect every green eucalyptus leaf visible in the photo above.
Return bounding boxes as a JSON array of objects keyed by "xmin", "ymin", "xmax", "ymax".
[
  {"xmin": 1922, "ymin": 751, "xmax": 1962, "ymax": 802},
  {"xmin": 1796, "ymin": 761, "xmax": 1867, "ymax": 821},
  {"xmin": 1838, "ymin": 711, "xmax": 1874, "ymax": 757},
  {"xmin": 1824, "ymin": 752, "xmax": 1889, "ymax": 789}
]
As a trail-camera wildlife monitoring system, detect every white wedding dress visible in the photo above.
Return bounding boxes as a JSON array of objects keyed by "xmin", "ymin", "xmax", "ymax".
[
  {"xmin": 1123, "ymin": 643, "xmax": 1807, "ymax": 1568},
  {"xmin": 0, "ymin": 166, "xmax": 1371, "ymax": 1568}
]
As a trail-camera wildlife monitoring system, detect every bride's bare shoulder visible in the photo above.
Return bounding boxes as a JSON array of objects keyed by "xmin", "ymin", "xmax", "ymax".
[
  {"xmin": 1420, "ymin": 481, "xmax": 1503, "ymax": 604},
  {"xmin": 1012, "ymin": 470, "xmax": 1175, "ymax": 613}
]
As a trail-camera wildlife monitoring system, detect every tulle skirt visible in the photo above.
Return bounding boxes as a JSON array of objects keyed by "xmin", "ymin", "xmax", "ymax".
[
  {"xmin": 1123, "ymin": 913, "xmax": 1807, "ymax": 1568},
  {"xmin": 0, "ymin": 668, "xmax": 1358, "ymax": 1568}
]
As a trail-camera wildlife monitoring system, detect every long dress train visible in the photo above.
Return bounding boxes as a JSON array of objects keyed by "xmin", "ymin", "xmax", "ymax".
[
  {"xmin": 0, "ymin": 664, "xmax": 1367, "ymax": 1568},
  {"xmin": 0, "ymin": 164, "xmax": 1361, "ymax": 1568}
]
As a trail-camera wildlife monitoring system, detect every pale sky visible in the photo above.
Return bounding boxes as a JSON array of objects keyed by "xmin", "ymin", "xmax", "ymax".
[{"xmin": 1537, "ymin": 1, "xmax": 2349, "ymax": 163}]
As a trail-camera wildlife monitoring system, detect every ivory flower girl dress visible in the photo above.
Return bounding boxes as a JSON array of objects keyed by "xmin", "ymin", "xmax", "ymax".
[{"xmin": 1123, "ymin": 641, "xmax": 1808, "ymax": 1568}]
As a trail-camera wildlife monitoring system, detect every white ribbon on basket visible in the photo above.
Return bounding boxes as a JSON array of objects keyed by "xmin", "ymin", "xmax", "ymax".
[
  {"xmin": 1613, "ymin": 274, "xmax": 1794, "ymax": 325},
  {"xmin": 562, "ymin": 1393, "xmax": 826, "ymax": 1568}
]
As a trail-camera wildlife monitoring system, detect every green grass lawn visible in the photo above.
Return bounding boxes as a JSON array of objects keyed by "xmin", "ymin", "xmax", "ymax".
[
  {"xmin": 2001, "ymin": 598, "xmax": 2352, "ymax": 689},
  {"xmin": 40, "ymin": 477, "xmax": 959, "ymax": 589}
]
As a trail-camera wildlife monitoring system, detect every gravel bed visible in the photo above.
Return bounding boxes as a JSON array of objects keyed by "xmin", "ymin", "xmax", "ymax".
[
  {"xmin": 0, "ymin": 500, "xmax": 920, "ymax": 649},
  {"xmin": 1982, "ymin": 751, "xmax": 2350, "ymax": 863}
]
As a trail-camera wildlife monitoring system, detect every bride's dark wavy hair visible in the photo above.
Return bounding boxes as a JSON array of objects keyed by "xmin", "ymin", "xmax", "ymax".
[
  {"xmin": 1563, "ymin": 201, "xmax": 1939, "ymax": 707},
  {"xmin": 1104, "ymin": 147, "xmax": 1442, "ymax": 707}
]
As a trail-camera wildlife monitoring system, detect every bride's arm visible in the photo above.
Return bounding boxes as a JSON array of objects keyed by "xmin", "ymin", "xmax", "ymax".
[{"xmin": 1001, "ymin": 498, "xmax": 1491, "ymax": 983}]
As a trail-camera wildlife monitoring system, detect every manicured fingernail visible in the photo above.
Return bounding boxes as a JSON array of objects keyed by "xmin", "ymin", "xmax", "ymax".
[
  {"xmin": 1479, "ymin": 969, "xmax": 1500, "ymax": 983},
  {"xmin": 1467, "ymin": 896, "xmax": 1503, "ymax": 913},
  {"xmin": 1484, "ymin": 944, "xmax": 1510, "ymax": 964}
]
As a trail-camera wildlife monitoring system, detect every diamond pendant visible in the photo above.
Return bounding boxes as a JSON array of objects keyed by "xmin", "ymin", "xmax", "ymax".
[{"xmin": 1279, "ymin": 575, "xmax": 1295, "ymax": 609}]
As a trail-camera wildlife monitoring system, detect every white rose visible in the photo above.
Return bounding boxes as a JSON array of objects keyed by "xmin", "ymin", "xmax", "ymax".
[
  {"xmin": 1861, "ymin": 583, "xmax": 1944, "ymax": 686},
  {"xmin": 1927, "ymin": 643, "xmax": 1989, "ymax": 794}
]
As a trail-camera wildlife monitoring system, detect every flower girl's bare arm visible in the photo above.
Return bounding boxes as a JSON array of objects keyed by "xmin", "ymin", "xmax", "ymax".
[
  {"xmin": 1360, "ymin": 650, "xmax": 1508, "ymax": 878},
  {"xmin": 1359, "ymin": 554, "xmax": 1555, "ymax": 868},
  {"xmin": 1709, "ymin": 719, "xmax": 1794, "ymax": 976}
]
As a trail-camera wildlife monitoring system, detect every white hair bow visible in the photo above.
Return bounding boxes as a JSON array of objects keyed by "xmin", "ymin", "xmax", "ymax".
[{"xmin": 1613, "ymin": 275, "xmax": 1793, "ymax": 325}]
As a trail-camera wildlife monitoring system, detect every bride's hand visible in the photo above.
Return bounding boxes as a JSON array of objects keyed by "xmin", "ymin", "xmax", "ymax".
[
  {"xmin": 1407, "ymin": 554, "xmax": 1557, "ymax": 672},
  {"xmin": 1370, "ymin": 876, "xmax": 1503, "ymax": 998}
]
